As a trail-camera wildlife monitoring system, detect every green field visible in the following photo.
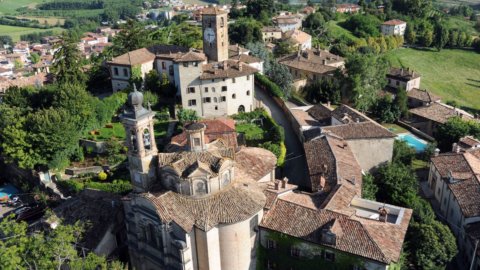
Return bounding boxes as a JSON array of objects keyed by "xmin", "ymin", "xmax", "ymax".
[
  {"xmin": 386, "ymin": 48, "xmax": 480, "ymax": 111},
  {"xmin": 0, "ymin": 24, "xmax": 63, "ymax": 41},
  {"xmin": 445, "ymin": 16, "xmax": 480, "ymax": 36},
  {"xmin": 326, "ymin": 20, "xmax": 359, "ymax": 41},
  {"xmin": 0, "ymin": 0, "xmax": 48, "ymax": 15}
]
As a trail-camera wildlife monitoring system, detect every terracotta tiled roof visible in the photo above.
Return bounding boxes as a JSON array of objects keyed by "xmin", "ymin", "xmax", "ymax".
[
  {"xmin": 459, "ymin": 136, "xmax": 480, "ymax": 149},
  {"xmin": 307, "ymin": 104, "xmax": 333, "ymax": 122},
  {"xmin": 262, "ymin": 26, "xmax": 282, "ymax": 32},
  {"xmin": 387, "ymin": 67, "xmax": 420, "ymax": 81},
  {"xmin": 431, "ymin": 153, "xmax": 474, "ymax": 179},
  {"xmin": 382, "ymin": 19, "xmax": 406, "ymax": 26},
  {"xmin": 304, "ymin": 134, "xmax": 362, "ymax": 193},
  {"xmin": 407, "ymin": 88, "xmax": 440, "ymax": 103},
  {"xmin": 283, "ymin": 29, "xmax": 312, "ymax": 44},
  {"xmin": 158, "ymin": 149, "xmax": 234, "ymax": 178},
  {"xmin": 234, "ymin": 147, "xmax": 277, "ymax": 182},
  {"xmin": 229, "ymin": 54, "xmax": 262, "ymax": 64},
  {"xmin": 278, "ymin": 49, "xmax": 343, "ymax": 75},
  {"xmin": 144, "ymin": 183, "xmax": 265, "ymax": 232},
  {"xmin": 260, "ymin": 199, "xmax": 391, "ymax": 263},
  {"xmin": 322, "ymin": 122, "xmax": 396, "ymax": 140},
  {"xmin": 169, "ymin": 119, "xmax": 237, "ymax": 149},
  {"xmin": 201, "ymin": 6, "xmax": 228, "ymax": 15},
  {"xmin": 200, "ymin": 60, "xmax": 257, "ymax": 79},
  {"xmin": 449, "ymin": 177, "xmax": 480, "ymax": 217},
  {"xmin": 172, "ymin": 51, "xmax": 206, "ymax": 62},
  {"xmin": 228, "ymin": 44, "xmax": 249, "ymax": 57},
  {"xmin": 409, "ymin": 102, "xmax": 475, "ymax": 124},
  {"xmin": 108, "ymin": 45, "xmax": 188, "ymax": 65},
  {"xmin": 331, "ymin": 104, "xmax": 368, "ymax": 124}
]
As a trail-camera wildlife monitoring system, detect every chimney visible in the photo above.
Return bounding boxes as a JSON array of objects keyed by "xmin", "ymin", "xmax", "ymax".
[
  {"xmin": 452, "ymin": 143, "xmax": 460, "ymax": 153},
  {"xmin": 355, "ymin": 118, "xmax": 360, "ymax": 123},
  {"xmin": 281, "ymin": 177, "xmax": 289, "ymax": 188},
  {"xmin": 223, "ymin": 60, "xmax": 228, "ymax": 70},
  {"xmin": 327, "ymin": 101, "xmax": 331, "ymax": 108},
  {"xmin": 238, "ymin": 63, "xmax": 243, "ymax": 71},
  {"xmin": 342, "ymin": 141, "xmax": 348, "ymax": 148},
  {"xmin": 322, "ymin": 59, "xmax": 327, "ymax": 65},
  {"xmin": 433, "ymin": 148, "xmax": 440, "ymax": 157},
  {"xmin": 378, "ymin": 207, "xmax": 388, "ymax": 222},
  {"xmin": 274, "ymin": 181, "xmax": 280, "ymax": 190}
]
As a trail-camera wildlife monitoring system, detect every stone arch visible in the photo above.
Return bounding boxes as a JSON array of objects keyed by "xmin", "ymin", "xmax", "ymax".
[{"xmin": 238, "ymin": 105, "xmax": 245, "ymax": 113}]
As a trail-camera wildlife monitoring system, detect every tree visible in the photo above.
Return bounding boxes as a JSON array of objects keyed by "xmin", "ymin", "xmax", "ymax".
[
  {"xmin": 0, "ymin": 216, "xmax": 124, "ymax": 269},
  {"xmin": 342, "ymin": 14, "xmax": 381, "ymax": 38},
  {"xmin": 345, "ymin": 53, "xmax": 389, "ymax": 111},
  {"xmin": 274, "ymin": 40, "xmax": 294, "ymax": 57},
  {"xmin": 267, "ymin": 61, "xmax": 294, "ymax": 98},
  {"xmin": 393, "ymin": 139, "xmax": 416, "ymax": 165},
  {"xmin": 145, "ymin": 69, "xmax": 161, "ymax": 93},
  {"xmin": 435, "ymin": 117, "xmax": 480, "ymax": 151},
  {"xmin": 395, "ymin": 88, "xmax": 408, "ymax": 117},
  {"xmin": 302, "ymin": 76, "xmax": 341, "ymax": 104},
  {"xmin": 177, "ymin": 108, "xmax": 199, "ymax": 124},
  {"xmin": 372, "ymin": 96, "xmax": 400, "ymax": 123},
  {"xmin": 52, "ymin": 32, "xmax": 87, "ymax": 85},
  {"xmin": 303, "ymin": 12, "xmax": 326, "ymax": 38},
  {"xmin": 30, "ymin": 52, "xmax": 41, "ymax": 64},
  {"xmin": 109, "ymin": 20, "xmax": 150, "ymax": 56},
  {"xmin": 362, "ymin": 173, "xmax": 378, "ymax": 200},
  {"xmin": 433, "ymin": 23, "xmax": 449, "ymax": 51},
  {"xmin": 421, "ymin": 29, "xmax": 433, "ymax": 47},
  {"xmin": 375, "ymin": 162, "xmax": 418, "ymax": 207},
  {"xmin": 409, "ymin": 221, "xmax": 457, "ymax": 269},
  {"xmin": 229, "ymin": 18, "xmax": 263, "ymax": 46},
  {"xmin": 245, "ymin": 0, "xmax": 274, "ymax": 21},
  {"xmin": 473, "ymin": 38, "xmax": 480, "ymax": 53}
]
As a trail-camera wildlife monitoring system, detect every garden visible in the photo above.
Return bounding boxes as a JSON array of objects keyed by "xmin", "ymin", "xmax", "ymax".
[{"xmin": 233, "ymin": 109, "xmax": 286, "ymax": 167}]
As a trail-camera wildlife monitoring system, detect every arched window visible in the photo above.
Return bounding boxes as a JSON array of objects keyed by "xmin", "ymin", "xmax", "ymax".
[
  {"xmin": 143, "ymin": 128, "xmax": 151, "ymax": 150},
  {"xmin": 238, "ymin": 105, "xmax": 245, "ymax": 113},
  {"xmin": 222, "ymin": 171, "xmax": 230, "ymax": 186},
  {"xmin": 220, "ymin": 17, "xmax": 225, "ymax": 27},
  {"xmin": 130, "ymin": 130, "xmax": 137, "ymax": 152}
]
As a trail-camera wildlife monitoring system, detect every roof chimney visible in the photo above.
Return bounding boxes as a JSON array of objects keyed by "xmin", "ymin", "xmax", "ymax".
[
  {"xmin": 274, "ymin": 181, "xmax": 280, "ymax": 190},
  {"xmin": 322, "ymin": 59, "xmax": 327, "ymax": 65},
  {"xmin": 433, "ymin": 148, "xmax": 440, "ymax": 157},
  {"xmin": 452, "ymin": 143, "xmax": 461, "ymax": 153},
  {"xmin": 223, "ymin": 60, "xmax": 228, "ymax": 70},
  {"xmin": 238, "ymin": 63, "xmax": 243, "ymax": 71},
  {"xmin": 281, "ymin": 177, "xmax": 289, "ymax": 188},
  {"xmin": 378, "ymin": 207, "xmax": 388, "ymax": 222}
]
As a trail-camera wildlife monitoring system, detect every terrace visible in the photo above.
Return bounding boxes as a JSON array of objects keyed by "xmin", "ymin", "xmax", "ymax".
[{"xmin": 350, "ymin": 197, "xmax": 405, "ymax": 225}]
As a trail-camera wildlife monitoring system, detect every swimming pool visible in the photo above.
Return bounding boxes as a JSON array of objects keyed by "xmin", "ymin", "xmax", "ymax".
[
  {"xmin": 0, "ymin": 184, "xmax": 20, "ymax": 200},
  {"xmin": 397, "ymin": 133, "xmax": 428, "ymax": 152}
]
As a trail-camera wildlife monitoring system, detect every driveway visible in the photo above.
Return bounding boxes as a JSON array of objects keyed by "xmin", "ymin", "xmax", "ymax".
[{"xmin": 255, "ymin": 87, "xmax": 310, "ymax": 190}]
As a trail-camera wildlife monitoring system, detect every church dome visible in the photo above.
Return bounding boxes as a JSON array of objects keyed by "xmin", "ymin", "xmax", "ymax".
[{"xmin": 128, "ymin": 87, "xmax": 143, "ymax": 107}]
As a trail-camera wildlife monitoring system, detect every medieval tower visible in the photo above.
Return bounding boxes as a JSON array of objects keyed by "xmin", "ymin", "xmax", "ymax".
[{"xmin": 202, "ymin": 7, "xmax": 229, "ymax": 62}]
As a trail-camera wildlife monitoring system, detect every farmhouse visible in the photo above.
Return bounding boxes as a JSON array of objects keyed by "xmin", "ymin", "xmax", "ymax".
[{"xmin": 381, "ymin": 19, "xmax": 407, "ymax": 36}]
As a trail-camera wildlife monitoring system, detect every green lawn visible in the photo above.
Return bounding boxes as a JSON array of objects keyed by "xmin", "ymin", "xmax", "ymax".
[
  {"xmin": 0, "ymin": 24, "xmax": 63, "ymax": 41},
  {"xmin": 381, "ymin": 123, "xmax": 408, "ymax": 134},
  {"xmin": 154, "ymin": 120, "xmax": 170, "ymax": 138},
  {"xmin": 326, "ymin": 20, "xmax": 359, "ymax": 42},
  {"xmin": 86, "ymin": 122, "xmax": 126, "ymax": 141},
  {"xmin": 386, "ymin": 48, "xmax": 480, "ymax": 111},
  {"xmin": 445, "ymin": 16, "xmax": 479, "ymax": 36},
  {"xmin": 236, "ymin": 123, "xmax": 265, "ymax": 141}
]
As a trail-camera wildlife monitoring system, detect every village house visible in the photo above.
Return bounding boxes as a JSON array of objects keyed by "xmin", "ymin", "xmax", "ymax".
[
  {"xmin": 108, "ymin": 7, "xmax": 259, "ymax": 117},
  {"xmin": 282, "ymin": 29, "xmax": 312, "ymax": 51},
  {"xmin": 259, "ymin": 132, "xmax": 411, "ymax": 270},
  {"xmin": 408, "ymin": 102, "xmax": 477, "ymax": 136},
  {"xmin": 386, "ymin": 67, "xmax": 421, "ymax": 91},
  {"xmin": 278, "ymin": 48, "xmax": 344, "ymax": 89},
  {"xmin": 406, "ymin": 88, "xmax": 441, "ymax": 108},
  {"xmin": 381, "ymin": 19, "xmax": 407, "ymax": 36},
  {"xmin": 333, "ymin": 3, "xmax": 361, "ymax": 13},
  {"xmin": 262, "ymin": 27, "xmax": 283, "ymax": 43},
  {"xmin": 427, "ymin": 138, "xmax": 480, "ymax": 269},
  {"xmin": 0, "ymin": 73, "xmax": 47, "ymax": 94},
  {"xmin": 272, "ymin": 13, "xmax": 303, "ymax": 32},
  {"xmin": 13, "ymin": 41, "xmax": 30, "ymax": 57}
]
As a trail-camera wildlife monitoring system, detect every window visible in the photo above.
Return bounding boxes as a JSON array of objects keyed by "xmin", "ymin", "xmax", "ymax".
[
  {"xmin": 222, "ymin": 86, "xmax": 227, "ymax": 92},
  {"xmin": 232, "ymin": 94, "xmax": 236, "ymax": 99},
  {"xmin": 130, "ymin": 130, "xmax": 137, "ymax": 152},
  {"xmin": 143, "ymin": 129, "xmax": 151, "ymax": 150},
  {"xmin": 187, "ymin": 87, "xmax": 195, "ymax": 94},
  {"xmin": 114, "ymin": 67, "xmax": 119, "ymax": 76},
  {"xmin": 212, "ymin": 79, "xmax": 215, "ymax": 82},
  {"xmin": 267, "ymin": 239, "xmax": 277, "ymax": 249},
  {"xmin": 220, "ymin": 96, "xmax": 226, "ymax": 102},
  {"xmin": 220, "ymin": 17, "xmax": 225, "ymax": 27},
  {"xmin": 123, "ymin": 68, "xmax": 128, "ymax": 77},
  {"xmin": 193, "ymin": 62, "xmax": 198, "ymax": 67},
  {"xmin": 162, "ymin": 62, "xmax": 166, "ymax": 70},
  {"xmin": 215, "ymin": 105, "xmax": 218, "ymax": 110},
  {"xmin": 183, "ymin": 62, "xmax": 189, "ymax": 67},
  {"xmin": 212, "ymin": 87, "xmax": 216, "ymax": 92},
  {"xmin": 290, "ymin": 246, "xmax": 300, "ymax": 258},
  {"xmin": 232, "ymin": 78, "xmax": 236, "ymax": 83},
  {"xmin": 193, "ymin": 138, "xmax": 201, "ymax": 146},
  {"xmin": 214, "ymin": 97, "xmax": 218, "ymax": 103},
  {"xmin": 247, "ymin": 90, "xmax": 250, "ymax": 96},
  {"xmin": 188, "ymin": 99, "xmax": 196, "ymax": 106},
  {"xmin": 247, "ymin": 75, "xmax": 250, "ymax": 80},
  {"xmin": 169, "ymin": 65, "xmax": 174, "ymax": 76},
  {"xmin": 324, "ymin": 251, "xmax": 335, "ymax": 262},
  {"xmin": 203, "ymin": 97, "xmax": 211, "ymax": 103},
  {"xmin": 204, "ymin": 87, "xmax": 208, "ymax": 93}
]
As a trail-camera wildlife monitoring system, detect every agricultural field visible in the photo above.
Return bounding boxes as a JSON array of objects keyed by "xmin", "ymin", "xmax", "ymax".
[
  {"xmin": 0, "ymin": 0, "xmax": 48, "ymax": 15},
  {"xmin": 16, "ymin": 16, "xmax": 65, "ymax": 26},
  {"xmin": 0, "ymin": 24, "xmax": 63, "ymax": 41},
  {"xmin": 386, "ymin": 48, "xmax": 480, "ymax": 111},
  {"xmin": 445, "ymin": 16, "xmax": 480, "ymax": 36}
]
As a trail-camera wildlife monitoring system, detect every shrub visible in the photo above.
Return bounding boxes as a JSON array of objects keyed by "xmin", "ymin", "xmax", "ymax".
[
  {"xmin": 177, "ymin": 108, "xmax": 199, "ymax": 124},
  {"xmin": 255, "ymin": 73, "xmax": 285, "ymax": 99},
  {"xmin": 86, "ymin": 179, "xmax": 132, "ymax": 194},
  {"xmin": 98, "ymin": 172, "xmax": 108, "ymax": 181}
]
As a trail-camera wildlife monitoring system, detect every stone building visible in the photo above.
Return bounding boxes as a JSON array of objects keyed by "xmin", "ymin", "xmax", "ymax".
[
  {"xmin": 107, "ymin": 7, "xmax": 261, "ymax": 118},
  {"xmin": 386, "ymin": 67, "xmax": 420, "ymax": 91},
  {"xmin": 427, "ymin": 138, "xmax": 480, "ymax": 269},
  {"xmin": 120, "ymin": 89, "xmax": 277, "ymax": 269},
  {"xmin": 381, "ymin": 19, "xmax": 407, "ymax": 36}
]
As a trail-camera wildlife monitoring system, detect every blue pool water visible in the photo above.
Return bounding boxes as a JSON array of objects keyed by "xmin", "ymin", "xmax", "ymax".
[
  {"xmin": 397, "ymin": 133, "xmax": 428, "ymax": 152},
  {"xmin": 0, "ymin": 184, "xmax": 20, "ymax": 199}
]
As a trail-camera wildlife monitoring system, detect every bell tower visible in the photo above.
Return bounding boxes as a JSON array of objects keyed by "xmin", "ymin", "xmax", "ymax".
[
  {"xmin": 121, "ymin": 86, "xmax": 158, "ymax": 192},
  {"xmin": 202, "ymin": 7, "xmax": 229, "ymax": 62}
]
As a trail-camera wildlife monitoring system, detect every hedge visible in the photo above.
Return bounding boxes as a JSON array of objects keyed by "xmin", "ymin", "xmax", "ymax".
[{"xmin": 255, "ymin": 73, "xmax": 285, "ymax": 99}]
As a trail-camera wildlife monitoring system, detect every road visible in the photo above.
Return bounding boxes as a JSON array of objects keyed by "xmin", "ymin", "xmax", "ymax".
[{"xmin": 255, "ymin": 87, "xmax": 310, "ymax": 189}]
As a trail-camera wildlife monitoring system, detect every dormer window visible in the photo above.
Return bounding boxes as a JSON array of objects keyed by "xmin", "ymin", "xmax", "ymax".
[{"xmin": 321, "ymin": 230, "xmax": 336, "ymax": 245}]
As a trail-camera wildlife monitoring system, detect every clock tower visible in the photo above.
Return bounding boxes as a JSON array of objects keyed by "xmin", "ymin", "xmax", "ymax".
[{"xmin": 202, "ymin": 7, "xmax": 229, "ymax": 62}]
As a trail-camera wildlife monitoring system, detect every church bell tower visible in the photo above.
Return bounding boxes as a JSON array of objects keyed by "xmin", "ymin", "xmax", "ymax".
[
  {"xmin": 202, "ymin": 7, "xmax": 229, "ymax": 62},
  {"xmin": 121, "ymin": 86, "xmax": 158, "ymax": 192}
]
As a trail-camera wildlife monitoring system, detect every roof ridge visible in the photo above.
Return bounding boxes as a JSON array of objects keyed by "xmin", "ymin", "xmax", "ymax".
[{"xmin": 354, "ymin": 220, "xmax": 391, "ymax": 263}]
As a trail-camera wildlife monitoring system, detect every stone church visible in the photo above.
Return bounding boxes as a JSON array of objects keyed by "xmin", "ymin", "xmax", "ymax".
[
  {"xmin": 108, "ymin": 7, "xmax": 262, "ymax": 118},
  {"xmin": 121, "ymin": 89, "xmax": 277, "ymax": 269}
]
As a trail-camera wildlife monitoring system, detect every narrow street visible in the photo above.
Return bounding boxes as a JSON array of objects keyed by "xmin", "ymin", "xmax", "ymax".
[{"xmin": 255, "ymin": 87, "xmax": 310, "ymax": 189}]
